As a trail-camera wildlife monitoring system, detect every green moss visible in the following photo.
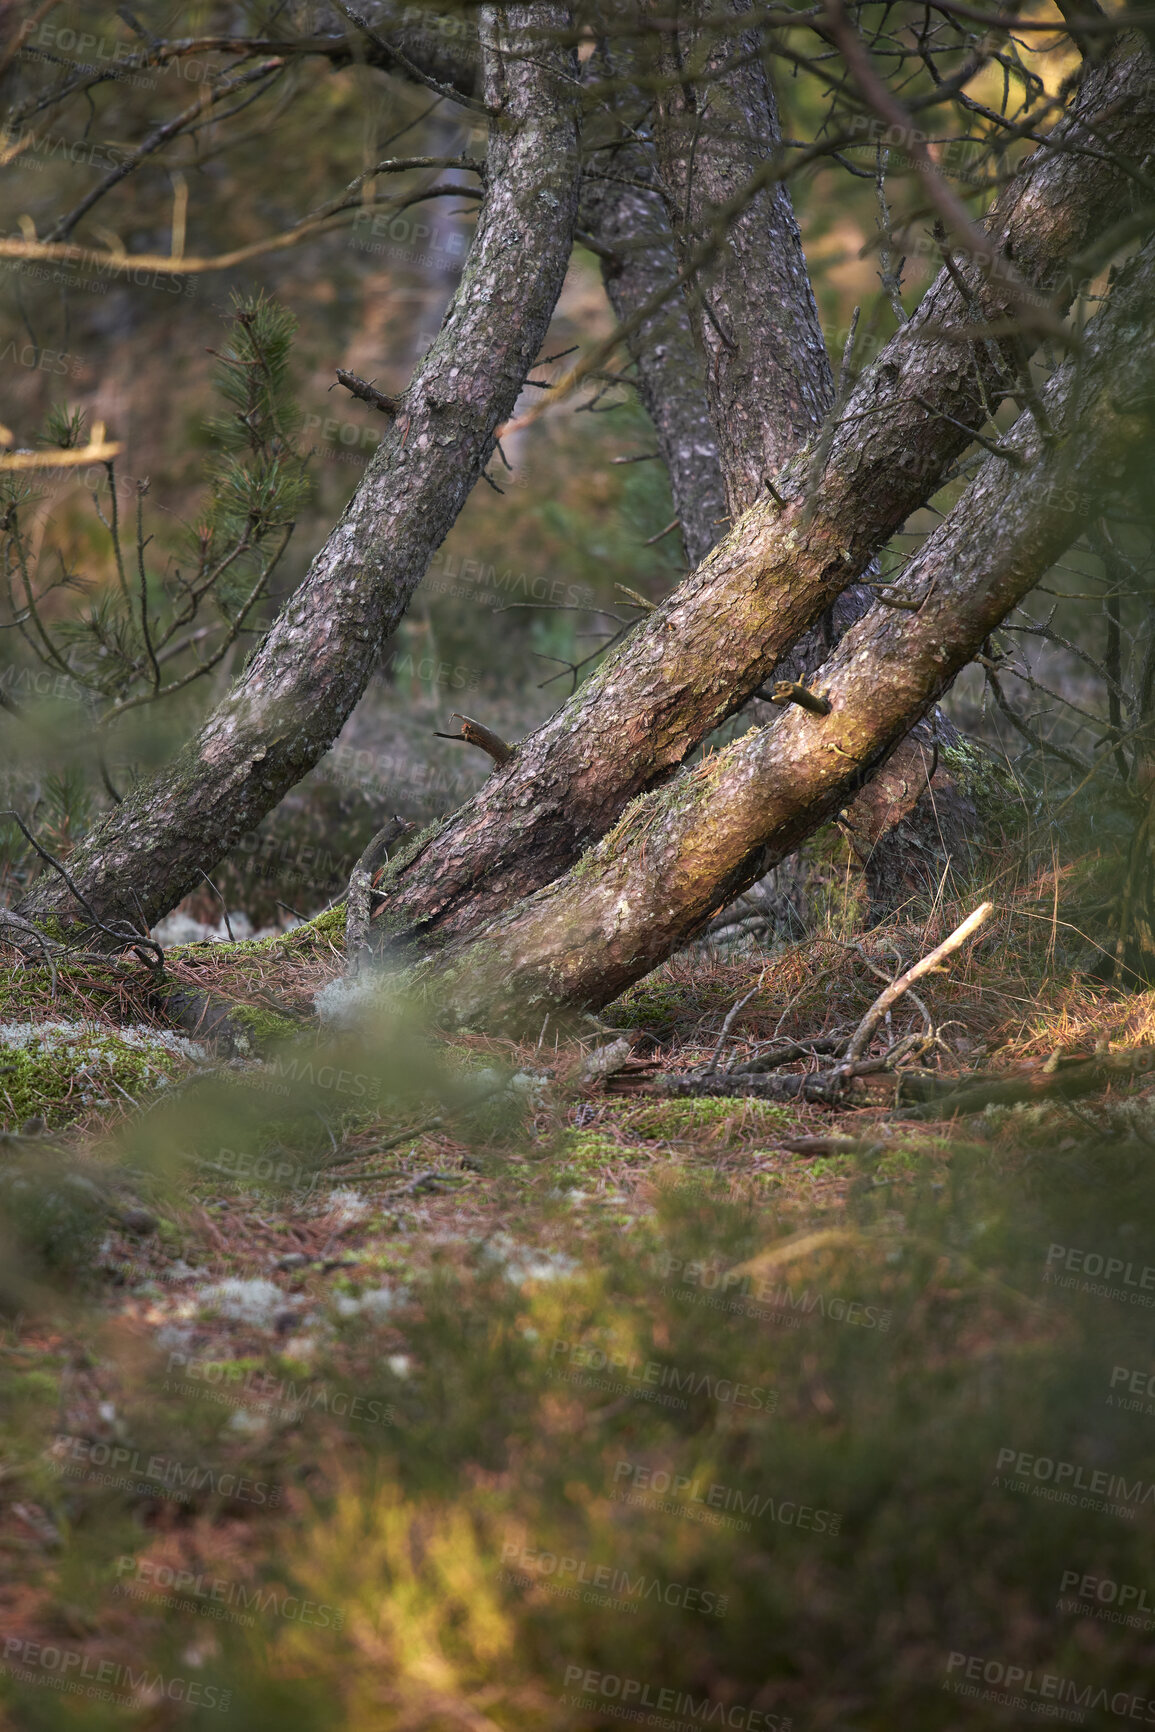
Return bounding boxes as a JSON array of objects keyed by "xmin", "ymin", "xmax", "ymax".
[
  {"xmin": 559, "ymin": 1131, "xmax": 624, "ymax": 1172},
  {"xmin": 0, "ymin": 1022, "xmax": 202, "ymax": 1130},
  {"xmin": 380, "ymin": 820, "xmax": 446, "ymax": 886},
  {"xmin": 161, "ymin": 900, "xmax": 350, "ymax": 968},
  {"xmin": 0, "ymin": 961, "xmax": 120, "ymax": 1025},
  {"xmin": 609, "ymin": 977, "xmax": 689, "ymax": 1027},
  {"xmin": 304, "ymin": 904, "xmax": 347, "ymax": 940},
  {"xmin": 228, "ymin": 1003, "xmax": 298, "ymax": 1051},
  {"xmin": 873, "ymin": 1146, "xmax": 924, "ymax": 1179},
  {"xmin": 623, "ymin": 1097, "xmax": 794, "ymax": 1142},
  {"xmin": 573, "ymin": 756, "xmax": 730, "ymax": 884},
  {"xmin": 800, "ymin": 1154, "xmax": 855, "ymax": 1179}
]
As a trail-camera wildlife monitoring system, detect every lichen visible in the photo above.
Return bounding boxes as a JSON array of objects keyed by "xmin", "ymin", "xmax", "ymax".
[
  {"xmin": 0, "ymin": 1020, "xmax": 206, "ymax": 1130},
  {"xmin": 939, "ymin": 737, "xmax": 1021, "ymax": 825}
]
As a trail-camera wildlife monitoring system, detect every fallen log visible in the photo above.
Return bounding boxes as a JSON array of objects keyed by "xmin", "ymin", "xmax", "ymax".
[{"xmin": 894, "ymin": 1050, "xmax": 1155, "ymax": 1120}]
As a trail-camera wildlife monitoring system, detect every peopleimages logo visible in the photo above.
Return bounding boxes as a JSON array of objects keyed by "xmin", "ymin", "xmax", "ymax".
[
  {"xmin": 113, "ymin": 1556, "xmax": 345, "ymax": 1629},
  {"xmin": 656, "ymin": 1253, "xmax": 892, "ymax": 1330},
  {"xmin": 612, "ymin": 1461, "xmax": 840, "ymax": 1535},
  {"xmin": 561, "ymin": 1666, "xmax": 790, "ymax": 1729},
  {"xmin": 0, "ymin": 1637, "xmax": 230, "ymax": 1712},
  {"xmin": 945, "ymin": 1651, "xmax": 1155, "ymax": 1723},
  {"xmin": 548, "ymin": 1338, "xmax": 775, "ymax": 1411},
  {"xmin": 500, "ymin": 1541, "xmax": 728, "ymax": 1618},
  {"xmin": 993, "ymin": 1446, "xmax": 1154, "ymax": 1518},
  {"xmin": 0, "ymin": 339, "xmax": 83, "ymax": 376},
  {"xmin": 1057, "ymin": 1569, "xmax": 1155, "ymax": 1632},
  {"xmin": 1043, "ymin": 1242, "xmax": 1155, "ymax": 1306},
  {"xmin": 1108, "ymin": 1365, "xmax": 1155, "ymax": 1414},
  {"xmin": 163, "ymin": 1351, "xmax": 399, "ymax": 1429},
  {"xmin": 48, "ymin": 1434, "xmax": 280, "ymax": 1506}
]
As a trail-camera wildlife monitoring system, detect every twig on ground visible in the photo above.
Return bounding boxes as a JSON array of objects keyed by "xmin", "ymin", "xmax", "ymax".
[
  {"xmin": 844, "ymin": 903, "xmax": 993, "ymax": 1064},
  {"xmin": 199, "ymin": 872, "xmax": 235, "ymax": 944},
  {"xmin": 702, "ymin": 969, "xmax": 768, "ymax": 1076}
]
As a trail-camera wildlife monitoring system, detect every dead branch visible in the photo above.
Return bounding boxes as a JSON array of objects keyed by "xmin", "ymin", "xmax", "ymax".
[
  {"xmin": 895, "ymin": 1048, "xmax": 1155, "ymax": 1120},
  {"xmin": 433, "ymin": 715, "xmax": 515, "ymax": 766},
  {"xmin": 1, "ymin": 810, "xmax": 164, "ymax": 972},
  {"xmin": 768, "ymin": 681, "xmax": 834, "ymax": 717},
  {"xmin": 843, "ymin": 903, "xmax": 993, "ymax": 1063},
  {"xmin": 702, "ymin": 969, "xmax": 768, "ymax": 1076},
  {"xmin": 346, "ymin": 816, "xmax": 415, "ymax": 963},
  {"xmin": 0, "ymin": 425, "xmax": 122, "ymax": 469},
  {"xmin": 335, "ymin": 370, "xmax": 402, "ymax": 416}
]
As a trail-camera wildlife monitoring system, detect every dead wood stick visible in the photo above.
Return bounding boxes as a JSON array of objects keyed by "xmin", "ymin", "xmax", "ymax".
[
  {"xmin": 734, "ymin": 1034, "xmax": 847, "ymax": 1073},
  {"xmin": 845, "ymin": 903, "xmax": 993, "ymax": 1063},
  {"xmin": 334, "ymin": 368, "xmax": 401, "ymax": 416},
  {"xmin": 768, "ymin": 680, "xmax": 833, "ymax": 717},
  {"xmin": 703, "ymin": 967, "xmax": 768, "ymax": 1076},
  {"xmin": 657, "ymin": 1066, "xmax": 882, "ymax": 1105},
  {"xmin": 895, "ymin": 1049, "xmax": 1155, "ymax": 1121},
  {"xmin": 434, "ymin": 714, "xmax": 514, "ymax": 766},
  {"xmin": 777, "ymin": 1135, "xmax": 881, "ymax": 1156},
  {"xmin": 346, "ymin": 815, "xmax": 414, "ymax": 962}
]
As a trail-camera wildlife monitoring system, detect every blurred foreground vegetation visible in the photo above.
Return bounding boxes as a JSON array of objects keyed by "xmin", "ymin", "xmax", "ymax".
[{"xmin": 3, "ymin": 874, "xmax": 1155, "ymax": 1728}]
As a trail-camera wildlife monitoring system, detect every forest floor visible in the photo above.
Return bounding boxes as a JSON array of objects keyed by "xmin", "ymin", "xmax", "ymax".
[{"xmin": 1, "ymin": 874, "xmax": 1154, "ymax": 1731}]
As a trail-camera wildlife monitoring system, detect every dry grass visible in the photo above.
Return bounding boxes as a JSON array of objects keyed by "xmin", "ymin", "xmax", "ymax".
[{"xmin": 5, "ymin": 852, "xmax": 1155, "ymax": 1729}]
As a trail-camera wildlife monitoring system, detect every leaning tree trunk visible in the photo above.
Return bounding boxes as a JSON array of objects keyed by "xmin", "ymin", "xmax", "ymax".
[
  {"xmin": 640, "ymin": 0, "xmax": 998, "ymax": 890},
  {"xmin": 13, "ymin": 25, "xmax": 1153, "ymax": 948},
  {"xmin": 15, "ymin": 3, "xmax": 582, "ymax": 939},
  {"xmin": 425, "ymin": 235, "xmax": 1155, "ymax": 1028},
  {"xmin": 359, "ymin": 31, "xmax": 1154, "ymax": 949}
]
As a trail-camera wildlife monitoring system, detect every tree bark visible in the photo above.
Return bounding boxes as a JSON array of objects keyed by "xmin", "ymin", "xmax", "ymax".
[
  {"xmin": 579, "ymin": 53, "xmax": 727, "ymax": 566},
  {"xmin": 643, "ymin": 0, "xmax": 834, "ymax": 514},
  {"xmin": 15, "ymin": 4, "xmax": 582, "ymax": 937},
  {"xmin": 426, "ymin": 234, "xmax": 1155, "ymax": 1028},
  {"xmin": 641, "ymin": 0, "xmax": 976, "ymax": 879},
  {"xmin": 364, "ymin": 31, "xmax": 1154, "ymax": 949},
  {"xmin": 12, "ymin": 22, "xmax": 1152, "ymax": 956},
  {"xmin": 842, "ymin": 711, "xmax": 979, "ymax": 920},
  {"xmin": 332, "ymin": 15, "xmax": 731, "ymax": 563}
]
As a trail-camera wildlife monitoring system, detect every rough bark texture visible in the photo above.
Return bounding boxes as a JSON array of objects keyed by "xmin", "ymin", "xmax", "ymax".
[
  {"xmin": 643, "ymin": 0, "xmax": 834, "ymax": 515},
  {"xmin": 16, "ymin": 5, "xmax": 581, "ymax": 936},
  {"xmin": 640, "ymin": 0, "xmax": 973, "ymax": 870},
  {"xmin": 843, "ymin": 711, "xmax": 979, "ymax": 919},
  {"xmin": 366, "ymin": 32, "xmax": 1155, "ymax": 949},
  {"xmin": 339, "ymin": 18, "xmax": 730, "ymax": 566},
  {"xmin": 579, "ymin": 54, "xmax": 727, "ymax": 566},
  {"xmin": 427, "ymin": 236, "xmax": 1155, "ymax": 1028}
]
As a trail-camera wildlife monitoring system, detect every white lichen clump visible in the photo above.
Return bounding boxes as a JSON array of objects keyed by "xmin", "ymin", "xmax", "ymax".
[
  {"xmin": 0, "ymin": 1020, "xmax": 207, "ymax": 1062},
  {"xmin": 0, "ymin": 1020, "xmax": 209, "ymax": 1127}
]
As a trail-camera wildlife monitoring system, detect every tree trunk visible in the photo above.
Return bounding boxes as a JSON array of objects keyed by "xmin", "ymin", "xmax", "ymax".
[
  {"xmin": 643, "ymin": 0, "xmax": 834, "ymax": 512},
  {"xmin": 641, "ymin": 0, "xmax": 977, "ymax": 893},
  {"xmin": 578, "ymin": 54, "xmax": 727, "ymax": 567},
  {"xmin": 13, "ymin": 24, "xmax": 1153, "ymax": 960},
  {"xmin": 425, "ymin": 234, "xmax": 1155, "ymax": 1028},
  {"xmin": 363, "ymin": 31, "xmax": 1153, "ymax": 948},
  {"xmin": 15, "ymin": 4, "xmax": 582, "ymax": 938},
  {"xmin": 826, "ymin": 710, "xmax": 977, "ymax": 920}
]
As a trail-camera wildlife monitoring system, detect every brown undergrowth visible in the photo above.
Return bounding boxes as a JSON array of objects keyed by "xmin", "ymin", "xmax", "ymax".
[{"xmin": 2, "ymin": 868, "xmax": 1155, "ymax": 1729}]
